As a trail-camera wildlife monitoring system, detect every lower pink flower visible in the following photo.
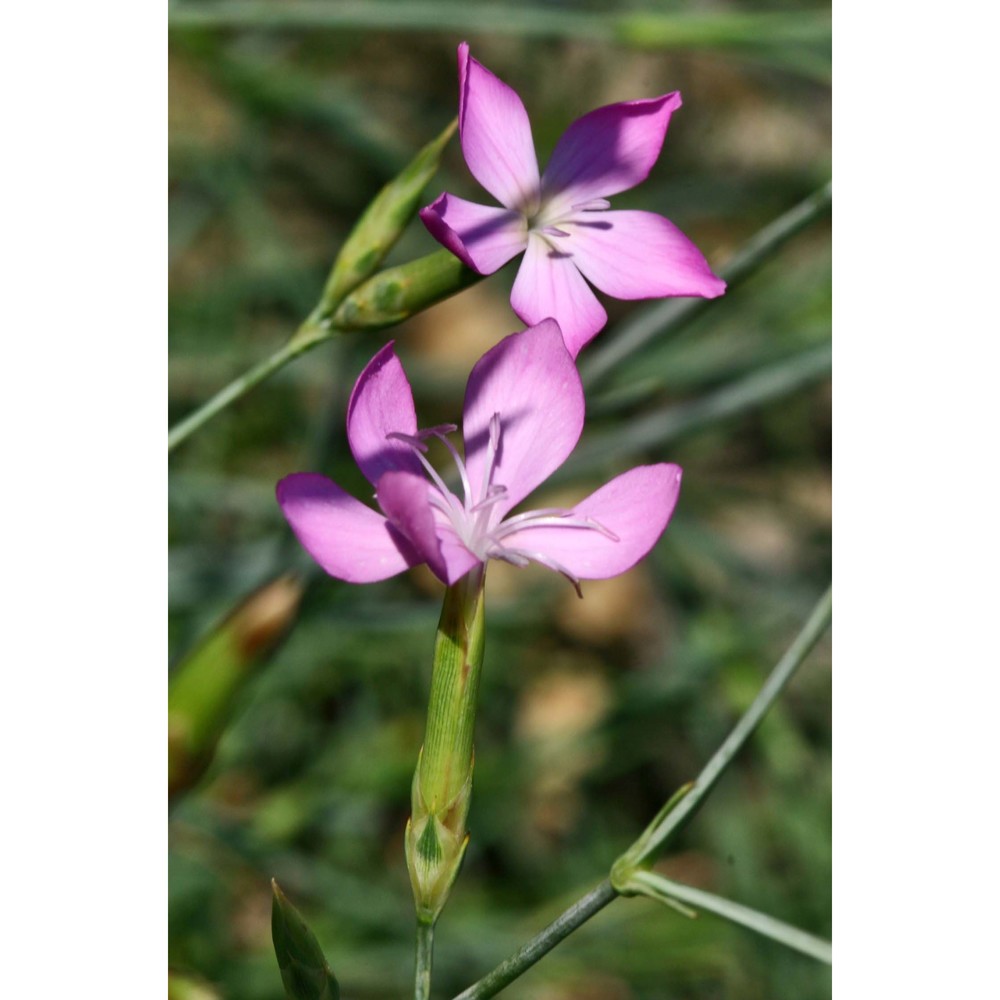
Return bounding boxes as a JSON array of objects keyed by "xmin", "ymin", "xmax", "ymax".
[{"xmin": 277, "ymin": 320, "xmax": 682, "ymax": 592}]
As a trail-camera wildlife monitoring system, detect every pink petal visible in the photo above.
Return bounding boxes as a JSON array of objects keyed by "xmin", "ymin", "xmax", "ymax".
[
  {"xmin": 567, "ymin": 210, "xmax": 726, "ymax": 300},
  {"xmin": 376, "ymin": 471, "xmax": 479, "ymax": 585},
  {"xmin": 462, "ymin": 318, "xmax": 584, "ymax": 517},
  {"xmin": 375, "ymin": 471, "xmax": 448, "ymax": 584},
  {"xmin": 277, "ymin": 473, "xmax": 416, "ymax": 583},
  {"xmin": 346, "ymin": 342, "xmax": 424, "ymax": 487},
  {"xmin": 498, "ymin": 465, "xmax": 683, "ymax": 580},
  {"xmin": 419, "ymin": 193, "xmax": 527, "ymax": 274},
  {"xmin": 541, "ymin": 93, "xmax": 682, "ymax": 209},
  {"xmin": 433, "ymin": 522, "xmax": 484, "ymax": 585},
  {"xmin": 509, "ymin": 234, "xmax": 607, "ymax": 357},
  {"xmin": 458, "ymin": 42, "xmax": 541, "ymax": 212}
]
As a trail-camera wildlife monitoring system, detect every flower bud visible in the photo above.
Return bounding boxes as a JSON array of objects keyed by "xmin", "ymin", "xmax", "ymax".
[
  {"xmin": 318, "ymin": 118, "xmax": 457, "ymax": 313},
  {"xmin": 331, "ymin": 249, "xmax": 482, "ymax": 331},
  {"xmin": 168, "ymin": 574, "xmax": 303, "ymax": 799}
]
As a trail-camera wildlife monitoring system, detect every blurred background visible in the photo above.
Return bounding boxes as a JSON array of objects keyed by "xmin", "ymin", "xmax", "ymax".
[{"xmin": 168, "ymin": 1, "xmax": 831, "ymax": 997}]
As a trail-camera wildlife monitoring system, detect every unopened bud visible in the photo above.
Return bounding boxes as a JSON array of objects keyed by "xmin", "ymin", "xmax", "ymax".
[
  {"xmin": 318, "ymin": 118, "xmax": 457, "ymax": 313},
  {"xmin": 331, "ymin": 250, "xmax": 482, "ymax": 331},
  {"xmin": 169, "ymin": 574, "xmax": 303, "ymax": 799}
]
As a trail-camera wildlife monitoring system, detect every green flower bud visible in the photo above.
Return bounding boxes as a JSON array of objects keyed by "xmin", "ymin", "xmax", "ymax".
[
  {"xmin": 331, "ymin": 249, "xmax": 483, "ymax": 331},
  {"xmin": 318, "ymin": 118, "xmax": 457, "ymax": 313},
  {"xmin": 168, "ymin": 574, "xmax": 303, "ymax": 799}
]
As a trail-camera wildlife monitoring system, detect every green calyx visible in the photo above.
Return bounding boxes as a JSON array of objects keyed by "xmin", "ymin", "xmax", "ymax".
[{"xmin": 405, "ymin": 569, "xmax": 486, "ymax": 924}]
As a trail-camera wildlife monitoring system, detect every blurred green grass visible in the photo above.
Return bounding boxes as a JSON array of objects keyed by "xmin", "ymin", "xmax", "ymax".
[{"xmin": 169, "ymin": 5, "xmax": 830, "ymax": 998}]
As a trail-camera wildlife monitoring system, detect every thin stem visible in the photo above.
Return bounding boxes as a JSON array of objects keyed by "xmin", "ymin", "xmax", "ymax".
[
  {"xmin": 168, "ymin": 324, "xmax": 326, "ymax": 452},
  {"xmin": 415, "ymin": 920, "xmax": 435, "ymax": 1000},
  {"xmin": 627, "ymin": 870, "xmax": 832, "ymax": 964},
  {"xmin": 635, "ymin": 586, "xmax": 832, "ymax": 862},
  {"xmin": 451, "ymin": 881, "xmax": 618, "ymax": 1000},
  {"xmin": 580, "ymin": 181, "xmax": 832, "ymax": 387},
  {"xmin": 452, "ymin": 588, "xmax": 831, "ymax": 999}
]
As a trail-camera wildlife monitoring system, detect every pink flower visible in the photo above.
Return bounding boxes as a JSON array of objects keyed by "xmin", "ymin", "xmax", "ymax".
[
  {"xmin": 420, "ymin": 43, "xmax": 726, "ymax": 358},
  {"xmin": 277, "ymin": 320, "xmax": 682, "ymax": 592}
]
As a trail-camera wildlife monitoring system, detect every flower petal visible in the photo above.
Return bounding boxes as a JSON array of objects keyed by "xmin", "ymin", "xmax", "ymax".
[
  {"xmin": 497, "ymin": 465, "xmax": 683, "ymax": 580},
  {"xmin": 510, "ymin": 234, "xmax": 607, "ymax": 357},
  {"xmin": 567, "ymin": 210, "xmax": 726, "ymax": 300},
  {"xmin": 376, "ymin": 471, "xmax": 479, "ymax": 585},
  {"xmin": 419, "ymin": 193, "xmax": 527, "ymax": 274},
  {"xmin": 462, "ymin": 318, "xmax": 584, "ymax": 516},
  {"xmin": 277, "ymin": 473, "xmax": 416, "ymax": 583},
  {"xmin": 375, "ymin": 470, "xmax": 448, "ymax": 583},
  {"xmin": 346, "ymin": 342, "xmax": 424, "ymax": 487},
  {"xmin": 541, "ymin": 93, "xmax": 682, "ymax": 208},
  {"xmin": 458, "ymin": 42, "xmax": 541, "ymax": 212}
]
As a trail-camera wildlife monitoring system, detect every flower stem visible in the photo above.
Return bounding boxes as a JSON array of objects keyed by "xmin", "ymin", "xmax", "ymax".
[
  {"xmin": 451, "ymin": 585, "xmax": 831, "ymax": 1000},
  {"xmin": 415, "ymin": 919, "xmax": 435, "ymax": 1000},
  {"xmin": 167, "ymin": 320, "xmax": 328, "ymax": 452},
  {"xmin": 451, "ymin": 880, "xmax": 618, "ymax": 1000},
  {"xmin": 629, "ymin": 585, "xmax": 832, "ymax": 864}
]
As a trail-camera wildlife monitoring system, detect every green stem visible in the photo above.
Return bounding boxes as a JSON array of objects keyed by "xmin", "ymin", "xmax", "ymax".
[
  {"xmin": 168, "ymin": 321, "xmax": 328, "ymax": 452},
  {"xmin": 625, "ymin": 870, "xmax": 832, "ymax": 964},
  {"xmin": 452, "ymin": 587, "xmax": 831, "ymax": 999},
  {"xmin": 632, "ymin": 586, "xmax": 832, "ymax": 864},
  {"xmin": 580, "ymin": 181, "xmax": 832, "ymax": 387},
  {"xmin": 415, "ymin": 920, "xmax": 435, "ymax": 1000},
  {"xmin": 451, "ymin": 881, "xmax": 618, "ymax": 1000}
]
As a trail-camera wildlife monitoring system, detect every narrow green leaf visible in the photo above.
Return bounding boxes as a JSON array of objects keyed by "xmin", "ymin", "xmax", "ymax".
[
  {"xmin": 271, "ymin": 880, "xmax": 341, "ymax": 1000},
  {"xmin": 623, "ymin": 869, "xmax": 832, "ymax": 965},
  {"xmin": 564, "ymin": 344, "xmax": 831, "ymax": 482},
  {"xmin": 630, "ymin": 586, "xmax": 832, "ymax": 864},
  {"xmin": 168, "ymin": 574, "xmax": 303, "ymax": 799},
  {"xmin": 318, "ymin": 118, "xmax": 457, "ymax": 314}
]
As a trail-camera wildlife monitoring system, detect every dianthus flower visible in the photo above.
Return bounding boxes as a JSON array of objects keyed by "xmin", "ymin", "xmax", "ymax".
[
  {"xmin": 420, "ymin": 43, "xmax": 726, "ymax": 357},
  {"xmin": 277, "ymin": 320, "xmax": 682, "ymax": 591}
]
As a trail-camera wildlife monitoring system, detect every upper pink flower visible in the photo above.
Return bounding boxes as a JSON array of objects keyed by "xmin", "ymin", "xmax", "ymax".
[
  {"xmin": 277, "ymin": 320, "xmax": 682, "ymax": 592},
  {"xmin": 420, "ymin": 43, "xmax": 726, "ymax": 358}
]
